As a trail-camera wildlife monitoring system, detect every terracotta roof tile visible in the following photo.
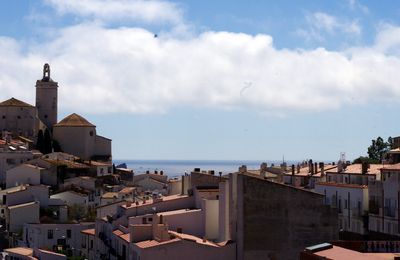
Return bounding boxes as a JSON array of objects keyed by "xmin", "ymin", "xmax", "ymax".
[
  {"xmin": 4, "ymin": 247, "xmax": 33, "ymax": 256},
  {"xmin": 113, "ymin": 229, "xmax": 124, "ymax": 236},
  {"xmin": 316, "ymin": 182, "xmax": 368, "ymax": 189},
  {"xmin": 81, "ymin": 228, "xmax": 95, "ymax": 236},
  {"xmin": 0, "ymin": 98, "xmax": 34, "ymax": 108},
  {"xmin": 54, "ymin": 113, "xmax": 95, "ymax": 127},
  {"xmin": 135, "ymin": 238, "xmax": 180, "ymax": 249}
]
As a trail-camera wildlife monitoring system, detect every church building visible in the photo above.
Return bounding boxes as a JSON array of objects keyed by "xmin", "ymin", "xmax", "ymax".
[{"xmin": 0, "ymin": 64, "xmax": 111, "ymax": 161}]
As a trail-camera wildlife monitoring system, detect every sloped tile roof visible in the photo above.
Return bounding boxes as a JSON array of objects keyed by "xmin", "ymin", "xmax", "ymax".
[
  {"xmin": 0, "ymin": 97, "xmax": 34, "ymax": 107},
  {"xmin": 54, "ymin": 113, "xmax": 95, "ymax": 127}
]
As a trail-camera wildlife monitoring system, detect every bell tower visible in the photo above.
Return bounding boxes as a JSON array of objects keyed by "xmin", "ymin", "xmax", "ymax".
[{"xmin": 35, "ymin": 63, "xmax": 58, "ymax": 131}]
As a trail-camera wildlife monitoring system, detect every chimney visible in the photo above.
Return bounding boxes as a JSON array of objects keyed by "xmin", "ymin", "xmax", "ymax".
[
  {"xmin": 159, "ymin": 214, "xmax": 163, "ymax": 224},
  {"xmin": 208, "ymin": 170, "xmax": 215, "ymax": 175},
  {"xmin": 320, "ymin": 164, "xmax": 325, "ymax": 176},
  {"xmin": 362, "ymin": 162, "xmax": 369, "ymax": 174},
  {"xmin": 310, "ymin": 163, "xmax": 314, "ymax": 175},
  {"xmin": 314, "ymin": 162, "xmax": 318, "ymax": 175},
  {"xmin": 154, "ymin": 170, "xmax": 158, "ymax": 175},
  {"xmin": 126, "ymin": 201, "xmax": 132, "ymax": 207},
  {"xmin": 194, "ymin": 168, "xmax": 201, "ymax": 172},
  {"xmin": 260, "ymin": 163, "xmax": 267, "ymax": 178},
  {"xmin": 177, "ymin": 227, "xmax": 182, "ymax": 234},
  {"xmin": 297, "ymin": 164, "xmax": 300, "ymax": 173},
  {"xmin": 291, "ymin": 165, "xmax": 295, "ymax": 176},
  {"xmin": 239, "ymin": 165, "xmax": 247, "ymax": 173},
  {"xmin": 308, "ymin": 159, "xmax": 313, "ymax": 173}
]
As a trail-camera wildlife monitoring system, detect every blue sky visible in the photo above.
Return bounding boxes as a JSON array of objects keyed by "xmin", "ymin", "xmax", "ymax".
[{"xmin": 1, "ymin": 0, "xmax": 400, "ymax": 161}]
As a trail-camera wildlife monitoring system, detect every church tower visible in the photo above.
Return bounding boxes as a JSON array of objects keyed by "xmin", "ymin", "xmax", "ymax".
[{"xmin": 35, "ymin": 63, "xmax": 58, "ymax": 131}]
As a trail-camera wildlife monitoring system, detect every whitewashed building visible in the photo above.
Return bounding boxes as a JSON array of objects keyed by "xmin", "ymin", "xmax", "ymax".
[
  {"xmin": 369, "ymin": 164, "xmax": 400, "ymax": 236},
  {"xmin": 6, "ymin": 163, "xmax": 44, "ymax": 188},
  {"xmin": 23, "ymin": 222, "xmax": 95, "ymax": 256},
  {"xmin": 315, "ymin": 182, "xmax": 369, "ymax": 235}
]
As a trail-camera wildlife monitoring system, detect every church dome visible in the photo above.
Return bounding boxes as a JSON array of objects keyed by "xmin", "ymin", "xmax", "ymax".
[
  {"xmin": 0, "ymin": 97, "xmax": 34, "ymax": 107},
  {"xmin": 54, "ymin": 113, "xmax": 95, "ymax": 127}
]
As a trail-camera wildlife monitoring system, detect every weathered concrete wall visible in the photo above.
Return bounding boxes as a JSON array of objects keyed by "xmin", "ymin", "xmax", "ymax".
[
  {"xmin": 238, "ymin": 174, "xmax": 338, "ymax": 260},
  {"xmin": 190, "ymin": 172, "xmax": 225, "ymax": 189}
]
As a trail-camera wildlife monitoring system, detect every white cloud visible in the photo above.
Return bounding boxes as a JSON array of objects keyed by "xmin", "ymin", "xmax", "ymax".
[
  {"xmin": 347, "ymin": 0, "xmax": 369, "ymax": 14},
  {"xmin": 299, "ymin": 12, "xmax": 361, "ymax": 42},
  {"xmin": 44, "ymin": 0, "xmax": 183, "ymax": 24},
  {"xmin": 312, "ymin": 12, "xmax": 338, "ymax": 33},
  {"xmin": 1, "ymin": 21, "xmax": 400, "ymax": 115}
]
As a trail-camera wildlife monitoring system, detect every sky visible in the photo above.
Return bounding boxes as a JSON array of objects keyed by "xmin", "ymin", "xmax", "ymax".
[{"xmin": 1, "ymin": 0, "xmax": 400, "ymax": 161}]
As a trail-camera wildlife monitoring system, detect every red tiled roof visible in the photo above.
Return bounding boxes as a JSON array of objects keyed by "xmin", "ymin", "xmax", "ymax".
[
  {"xmin": 81, "ymin": 228, "xmax": 95, "ymax": 236},
  {"xmin": 316, "ymin": 182, "xmax": 368, "ymax": 189},
  {"xmin": 0, "ymin": 97, "xmax": 34, "ymax": 107},
  {"xmin": 314, "ymin": 245, "xmax": 400, "ymax": 259},
  {"xmin": 54, "ymin": 113, "xmax": 95, "ymax": 127},
  {"xmin": 380, "ymin": 163, "xmax": 400, "ymax": 171},
  {"xmin": 112, "ymin": 229, "xmax": 123, "ymax": 236},
  {"xmin": 119, "ymin": 233, "xmax": 130, "ymax": 243},
  {"xmin": 135, "ymin": 238, "xmax": 180, "ymax": 249}
]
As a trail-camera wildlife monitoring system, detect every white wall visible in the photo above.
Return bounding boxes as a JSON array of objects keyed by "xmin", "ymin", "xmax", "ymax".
[
  {"xmin": 24, "ymin": 223, "xmax": 95, "ymax": 256},
  {"xmin": 7, "ymin": 201, "xmax": 40, "ymax": 232},
  {"xmin": 6, "ymin": 164, "xmax": 42, "ymax": 188},
  {"xmin": 53, "ymin": 126, "xmax": 95, "ymax": 160},
  {"xmin": 168, "ymin": 180, "xmax": 182, "ymax": 195},
  {"xmin": 5, "ymin": 185, "xmax": 50, "ymax": 207},
  {"xmin": 0, "ymin": 105, "xmax": 38, "ymax": 138},
  {"xmin": 204, "ymin": 199, "xmax": 219, "ymax": 240},
  {"xmin": 51, "ymin": 191, "xmax": 88, "ymax": 208},
  {"xmin": 0, "ymin": 151, "xmax": 35, "ymax": 183},
  {"xmin": 94, "ymin": 135, "xmax": 112, "ymax": 157}
]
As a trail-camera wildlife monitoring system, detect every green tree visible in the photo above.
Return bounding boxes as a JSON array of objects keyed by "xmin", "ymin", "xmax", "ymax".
[
  {"xmin": 68, "ymin": 204, "xmax": 86, "ymax": 221},
  {"xmin": 52, "ymin": 139, "xmax": 62, "ymax": 152},
  {"xmin": 43, "ymin": 129, "xmax": 52, "ymax": 154},
  {"xmin": 353, "ymin": 156, "xmax": 378, "ymax": 164},
  {"xmin": 36, "ymin": 130, "xmax": 44, "ymax": 153},
  {"xmin": 367, "ymin": 136, "xmax": 390, "ymax": 163}
]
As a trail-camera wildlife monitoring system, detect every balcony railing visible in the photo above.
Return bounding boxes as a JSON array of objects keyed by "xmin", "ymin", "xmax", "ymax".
[
  {"xmin": 384, "ymin": 207, "xmax": 396, "ymax": 218},
  {"xmin": 369, "ymin": 201, "xmax": 380, "ymax": 215},
  {"xmin": 352, "ymin": 208, "xmax": 363, "ymax": 218}
]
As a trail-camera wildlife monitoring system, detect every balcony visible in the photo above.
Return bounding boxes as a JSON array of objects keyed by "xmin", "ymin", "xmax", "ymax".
[
  {"xmin": 352, "ymin": 208, "xmax": 363, "ymax": 218},
  {"xmin": 369, "ymin": 201, "xmax": 380, "ymax": 215},
  {"xmin": 384, "ymin": 207, "xmax": 396, "ymax": 218}
]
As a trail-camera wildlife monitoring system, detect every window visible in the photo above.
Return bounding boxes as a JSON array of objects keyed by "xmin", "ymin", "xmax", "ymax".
[
  {"xmin": 48, "ymin": 229, "xmax": 54, "ymax": 239},
  {"xmin": 44, "ymin": 115, "xmax": 48, "ymax": 119},
  {"xmin": 67, "ymin": 229, "xmax": 71, "ymax": 238},
  {"xmin": 89, "ymin": 131, "xmax": 94, "ymax": 136},
  {"xmin": 90, "ymin": 239, "xmax": 93, "ymax": 249},
  {"xmin": 1, "ymin": 115, "xmax": 5, "ymax": 119}
]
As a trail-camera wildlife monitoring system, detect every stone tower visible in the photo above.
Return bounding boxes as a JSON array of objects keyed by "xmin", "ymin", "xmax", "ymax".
[{"xmin": 35, "ymin": 63, "xmax": 58, "ymax": 131}]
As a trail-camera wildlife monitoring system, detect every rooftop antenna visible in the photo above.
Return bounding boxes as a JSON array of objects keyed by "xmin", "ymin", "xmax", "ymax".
[{"xmin": 340, "ymin": 152, "xmax": 346, "ymax": 164}]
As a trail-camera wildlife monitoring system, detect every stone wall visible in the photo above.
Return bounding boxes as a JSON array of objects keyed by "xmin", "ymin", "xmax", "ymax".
[{"xmin": 238, "ymin": 174, "xmax": 338, "ymax": 260}]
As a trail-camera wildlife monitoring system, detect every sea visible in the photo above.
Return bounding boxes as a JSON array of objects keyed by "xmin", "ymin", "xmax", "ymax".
[{"xmin": 113, "ymin": 159, "xmax": 297, "ymax": 179}]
